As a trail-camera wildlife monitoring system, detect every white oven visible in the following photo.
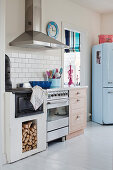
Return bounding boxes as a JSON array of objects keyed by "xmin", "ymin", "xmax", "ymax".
[{"xmin": 47, "ymin": 90, "xmax": 69, "ymax": 142}]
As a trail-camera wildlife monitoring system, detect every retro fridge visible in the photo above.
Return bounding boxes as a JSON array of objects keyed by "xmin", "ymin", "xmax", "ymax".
[{"xmin": 92, "ymin": 43, "xmax": 113, "ymax": 124}]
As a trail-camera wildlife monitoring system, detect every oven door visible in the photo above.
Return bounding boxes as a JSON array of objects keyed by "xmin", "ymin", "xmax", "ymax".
[
  {"xmin": 47, "ymin": 99, "xmax": 69, "ymax": 129},
  {"xmin": 47, "ymin": 99, "xmax": 69, "ymax": 142},
  {"xmin": 15, "ymin": 93, "xmax": 43, "ymax": 118}
]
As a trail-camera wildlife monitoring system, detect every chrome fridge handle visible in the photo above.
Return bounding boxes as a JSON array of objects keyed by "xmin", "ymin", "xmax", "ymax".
[
  {"xmin": 108, "ymin": 82, "xmax": 113, "ymax": 84},
  {"xmin": 108, "ymin": 92, "xmax": 113, "ymax": 94}
]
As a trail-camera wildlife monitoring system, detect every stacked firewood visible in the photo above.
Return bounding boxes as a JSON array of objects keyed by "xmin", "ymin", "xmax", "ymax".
[{"xmin": 22, "ymin": 121, "xmax": 37, "ymax": 153}]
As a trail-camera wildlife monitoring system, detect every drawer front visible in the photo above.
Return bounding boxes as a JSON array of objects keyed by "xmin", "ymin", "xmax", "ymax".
[
  {"xmin": 70, "ymin": 88, "xmax": 86, "ymax": 99},
  {"xmin": 70, "ymin": 97, "xmax": 86, "ymax": 110},
  {"xmin": 70, "ymin": 108, "xmax": 85, "ymax": 117},
  {"xmin": 69, "ymin": 113, "xmax": 86, "ymax": 133},
  {"xmin": 47, "ymin": 117, "xmax": 69, "ymax": 132},
  {"xmin": 47, "ymin": 127, "xmax": 68, "ymax": 142}
]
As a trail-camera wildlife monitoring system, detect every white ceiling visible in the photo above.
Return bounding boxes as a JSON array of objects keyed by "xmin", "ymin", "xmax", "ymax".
[{"xmin": 71, "ymin": 0, "xmax": 113, "ymax": 14}]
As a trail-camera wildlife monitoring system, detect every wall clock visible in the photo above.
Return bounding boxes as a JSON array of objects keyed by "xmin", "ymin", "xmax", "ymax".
[{"xmin": 47, "ymin": 21, "xmax": 59, "ymax": 39}]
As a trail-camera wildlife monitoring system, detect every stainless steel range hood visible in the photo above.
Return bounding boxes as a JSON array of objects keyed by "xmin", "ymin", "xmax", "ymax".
[{"xmin": 9, "ymin": 0, "xmax": 68, "ymax": 49}]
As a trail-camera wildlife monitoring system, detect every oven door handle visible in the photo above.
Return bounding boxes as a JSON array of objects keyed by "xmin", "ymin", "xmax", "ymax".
[
  {"xmin": 47, "ymin": 100, "xmax": 69, "ymax": 109},
  {"xmin": 47, "ymin": 100, "xmax": 68, "ymax": 105}
]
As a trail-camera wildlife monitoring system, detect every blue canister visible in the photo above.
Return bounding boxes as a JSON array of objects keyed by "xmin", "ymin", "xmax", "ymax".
[{"xmin": 49, "ymin": 79, "xmax": 61, "ymax": 88}]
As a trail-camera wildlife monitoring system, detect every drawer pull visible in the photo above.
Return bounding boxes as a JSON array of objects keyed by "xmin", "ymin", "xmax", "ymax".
[
  {"xmin": 77, "ymin": 99, "xmax": 80, "ymax": 102},
  {"xmin": 77, "ymin": 92, "xmax": 80, "ymax": 95}
]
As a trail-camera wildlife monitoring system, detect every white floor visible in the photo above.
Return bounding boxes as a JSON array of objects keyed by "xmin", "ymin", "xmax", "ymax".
[{"xmin": 2, "ymin": 122, "xmax": 113, "ymax": 170}]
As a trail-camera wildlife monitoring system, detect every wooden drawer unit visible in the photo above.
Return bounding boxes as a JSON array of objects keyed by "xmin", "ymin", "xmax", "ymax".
[
  {"xmin": 70, "ymin": 97, "xmax": 86, "ymax": 110},
  {"xmin": 70, "ymin": 88, "xmax": 86, "ymax": 99},
  {"xmin": 69, "ymin": 113, "xmax": 86, "ymax": 133},
  {"xmin": 67, "ymin": 88, "xmax": 87, "ymax": 138},
  {"xmin": 70, "ymin": 108, "xmax": 85, "ymax": 117}
]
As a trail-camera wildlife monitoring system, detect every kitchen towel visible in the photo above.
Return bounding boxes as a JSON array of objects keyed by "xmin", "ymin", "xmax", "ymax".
[{"xmin": 30, "ymin": 85, "xmax": 44, "ymax": 110}]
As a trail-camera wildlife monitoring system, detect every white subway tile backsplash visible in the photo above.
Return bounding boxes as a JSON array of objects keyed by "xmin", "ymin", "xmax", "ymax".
[
  {"xmin": 19, "ymin": 53, "xmax": 26, "ymax": 58},
  {"xmin": 28, "ymin": 68, "xmax": 36, "ymax": 73},
  {"xmin": 11, "ymin": 68, "xmax": 15, "ymax": 73},
  {"xmin": 56, "ymin": 56, "xmax": 61, "ymax": 61},
  {"xmin": 11, "ymin": 63, "xmax": 18, "ymax": 68},
  {"xmin": 19, "ymin": 63, "xmax": 26, "ymax": 68},
  {"xmin": 55, "ymin": 60, "xmax": 61, "ymax": 65},
  {"xmin": 6, "ymin": 51, "xmax": 12, "ymax": 58},
  {"xmin": 10, "ymin": 58, "xmax": 15, "ymax": 62},
  {"xmin": 32, "ymin": 55, "xmax": 44, "ymax": 60},
  {"xmin": 43, "ymin": 65, "xmax": 49, "ymax": 69},
  {"xmin": 13, "ymin": 68, "xmax": 22, "ymax": 73},
  {"xmin": 31, "ymin": 73, "xmax": 38, "ymax": 78},
  {"xmin": 25, "ymin": 73, "xmax": 32, "ymax": 78},
  {"xmin": 46, "ymin": 60, "xmax": 56, "ymax": 65},
  {"xmin": 28, "ymin": 59, "xmax": 36, "ymax": 64},
  {"xmin": 26, "ymin": 54, "xmax": 32, "ymax": 59},
  {"xmin": 21, "ymin": 78, "xmax": 29, "ymax": 82},
  {"xmin": 11, "ymin": 73, "xmax": 18, "ymax": 78},
  {"xmin": 38, "ymin": 64, "xmax": 43, "ymax": 69},
  {"xmin": 37, "ymin": 72, "xmax": 44, "ymax": 78},
  {"xmin": 31, "ymin": 64, "xmax": 38, "ymax": 68},
  {"xmin": 22, "ymin": 68, "xmax": 28, "ymax": 73},
  {"xmin": 8, "ymin": 50, "xmax": 61, "ymax": 86},
  {"xmin": 21, "ymin": 59, "xmax": 28, "ymax": 63},
  {"xmin": 12, "ymin": 53, "xmax": 18, "ymax": 58},
  {"xmin": 39, "ymin": 60, "xmax": 46, "ymax": 64},
  {"xmin": 14, "ymin": 58, "xmax": 21, "ymax": 63},
  {"xmin": 19, "ymin": 73, "xmax": 26, "ymax": 78},
  {"xmin": 43, "ymin": 56, "xmax": 50, "ymax": 60},
  {"xmin": 26, "ymin": 63, "xmax": 32, "ymax": 68},
  {"xmin": 50, "ymin": 56, "xmax": 55, "ymax": 60}
]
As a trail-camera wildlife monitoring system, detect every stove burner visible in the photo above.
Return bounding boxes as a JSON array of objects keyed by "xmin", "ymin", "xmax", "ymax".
[{"xmin": 47, "ymin": 90, "xmax": 69, "ymax": 100}]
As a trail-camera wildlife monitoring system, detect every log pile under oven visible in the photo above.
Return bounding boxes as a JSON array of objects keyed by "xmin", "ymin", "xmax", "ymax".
[{"xmin": 22, "ymin": 121, "xmax": 37, "ymax": 153}]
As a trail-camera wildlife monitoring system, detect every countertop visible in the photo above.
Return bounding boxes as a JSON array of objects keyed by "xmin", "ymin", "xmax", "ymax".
[
  {"xmin": 46, "ymin": 86, "xmax": 88, "ymax": 92},
  {"xmin": 5, "ymin": 86, "xmax": 88, "ymax": 94}
]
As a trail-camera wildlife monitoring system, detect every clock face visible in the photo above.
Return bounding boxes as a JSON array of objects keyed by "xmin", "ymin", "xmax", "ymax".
[{"xmin": 47, "ymin": 21, "xmax": 59, "ymax": 39}]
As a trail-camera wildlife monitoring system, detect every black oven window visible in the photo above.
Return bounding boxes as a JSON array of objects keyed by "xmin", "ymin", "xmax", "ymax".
[
  {"xmin": 15, "ymin": 93, "xmax": 43, "ymax": 118},
  {"xmin": 47, "ymin": 106, "xmax": 69, "ymax": 122}
]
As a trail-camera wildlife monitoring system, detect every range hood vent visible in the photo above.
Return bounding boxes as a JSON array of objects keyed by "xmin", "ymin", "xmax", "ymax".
[{"xmin": 9, "ymin": 0, "xmax": 68, "ymax": 49}]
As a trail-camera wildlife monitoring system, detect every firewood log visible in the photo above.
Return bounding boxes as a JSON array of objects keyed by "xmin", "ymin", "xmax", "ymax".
[
  {"xmin": 22, "ymin": 124, "xmax": 29, "ymax": 129},
  {"xmin": 22, "ymin": 122, "xmax": 37, "ymax": 152}
]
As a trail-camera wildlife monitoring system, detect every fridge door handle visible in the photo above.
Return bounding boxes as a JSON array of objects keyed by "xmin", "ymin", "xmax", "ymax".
[
  {"xmin": 108, "ymin": 82, "xmax": 113, "ymax": 84},
  {"xmin": 108, "ymin": 92, "xmax": 113, "ymax": 94}
]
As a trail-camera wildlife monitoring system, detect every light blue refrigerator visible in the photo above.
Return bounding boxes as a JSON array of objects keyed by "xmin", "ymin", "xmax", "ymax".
[{"xmin": 92, "ymin": 43, "xmax": 113, "ymax": 124}]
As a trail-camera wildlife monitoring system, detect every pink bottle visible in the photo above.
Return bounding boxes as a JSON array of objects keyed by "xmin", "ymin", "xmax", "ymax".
[{"xmin": 68, "ymin": 64, "xmax": 75, "ymax": 86}]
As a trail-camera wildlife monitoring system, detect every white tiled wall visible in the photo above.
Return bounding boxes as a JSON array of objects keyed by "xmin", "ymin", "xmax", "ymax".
[{"xmin": 6, "ymin": 50, "xmax": 61, "ymax": 88}]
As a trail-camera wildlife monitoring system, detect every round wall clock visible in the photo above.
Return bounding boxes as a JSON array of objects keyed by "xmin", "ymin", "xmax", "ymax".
[{"xmin": 47, "ymin": 21, "xmax": 59, "ymax": 39}]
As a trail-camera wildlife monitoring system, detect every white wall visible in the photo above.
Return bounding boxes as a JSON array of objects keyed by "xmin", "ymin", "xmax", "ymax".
[
  {"xmin": 101, "ymin": 13, "xmax": 113, "ymax": 34},
  {"xmin": 42, "ymin": 0, "xmax": 101, "ymax": 115}
]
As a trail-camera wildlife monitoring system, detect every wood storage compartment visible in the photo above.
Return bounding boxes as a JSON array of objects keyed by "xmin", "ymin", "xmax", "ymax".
[{"xmin": 22, "ymin": 120, "xmax": 37, "ymax": 153}]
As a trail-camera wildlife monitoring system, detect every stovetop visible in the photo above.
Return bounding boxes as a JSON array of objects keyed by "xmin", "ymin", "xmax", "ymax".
[
  {"xmin": 47, "ymin": 89, "xmax": 69, "ymax": 100},
  {"xmin": 6, "ymin": 87, "xmax": 69, "ymax": 96},
  {"xmin": 6, "ymin": 88, "xmax": 32, "ymax": 94}
]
